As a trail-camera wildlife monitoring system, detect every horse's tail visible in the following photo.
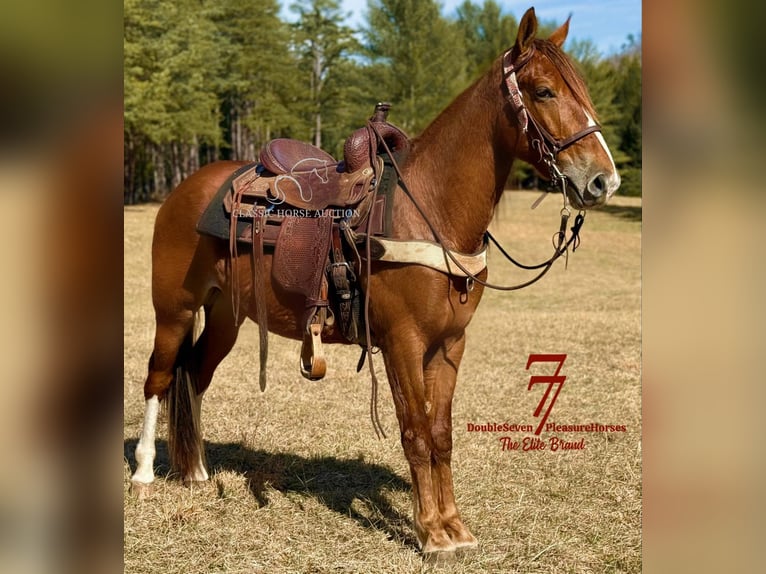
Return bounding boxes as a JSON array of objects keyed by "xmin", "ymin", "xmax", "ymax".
[{"xmin": 165, "ymin": 309, "xmax": 206, "ymax": 480}]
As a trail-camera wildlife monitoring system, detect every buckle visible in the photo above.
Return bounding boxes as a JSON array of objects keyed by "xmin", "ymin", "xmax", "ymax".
[{"xmin": 328, "ymin": 260, "xmax": 356, "ymax": 282}]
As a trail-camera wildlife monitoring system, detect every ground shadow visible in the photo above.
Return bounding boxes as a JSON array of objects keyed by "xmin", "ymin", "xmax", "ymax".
[
  {"xmin": 598, "ymin": 202, "xmax": 642, "ymax": 222},
  {"xmin": 124, "ymin": 439, "xmax": 418, "ymax": 549}
]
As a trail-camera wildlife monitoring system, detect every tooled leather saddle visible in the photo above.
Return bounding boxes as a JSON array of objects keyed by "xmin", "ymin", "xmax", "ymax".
[{"xmin": 197, "ymin": 103, "xmax": 408, "ymax": 384}]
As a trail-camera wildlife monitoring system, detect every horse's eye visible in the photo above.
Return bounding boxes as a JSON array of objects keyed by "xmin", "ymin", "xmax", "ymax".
[{"xmin": 535, "ymin": 87, "xmax": 555, "ymax": 100}]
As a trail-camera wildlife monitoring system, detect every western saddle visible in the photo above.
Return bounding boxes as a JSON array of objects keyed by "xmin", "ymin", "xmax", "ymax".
[{"xmin": 218, "ymin": 103, "xmax": 409, "ymax": 384}]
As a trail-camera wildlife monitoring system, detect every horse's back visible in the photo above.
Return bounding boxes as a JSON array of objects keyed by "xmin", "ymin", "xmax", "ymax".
[
  {"xmin": 151, "ymin": 161, "xmax": 249, "ymax": 307},
  {"xmin": 159, "ymin": 160, "xmax": 249, "ymax": 221},
  {"xmin": 153, "ymin": 160, "xmax": 248, "ymax": 250}
]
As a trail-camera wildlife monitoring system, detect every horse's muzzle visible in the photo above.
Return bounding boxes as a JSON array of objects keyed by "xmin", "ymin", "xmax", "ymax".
[{"xmin": 568, "ymin": 171, "xmax": 620, "ymax": 209}]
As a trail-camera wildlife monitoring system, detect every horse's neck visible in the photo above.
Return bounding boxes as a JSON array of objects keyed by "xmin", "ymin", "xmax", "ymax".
[{"xmin": 399, "ymin": 65, "xmax": 514, "ymax": 253}]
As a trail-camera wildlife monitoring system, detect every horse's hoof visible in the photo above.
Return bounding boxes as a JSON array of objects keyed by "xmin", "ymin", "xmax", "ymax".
[
  {"xmin": 445, "ymin": 519, "xmax": 478, "ymax": 550},
  {"xmin": 452, "ymin": 532, "xmax": 478, "ymax": 550},
  {"xmin": 129, "ymin": 481, "xmax": 154, "ymax": 500},
  {"xmin": 421, "ymin": 530, "xmax": 457, "ymax": 559}
]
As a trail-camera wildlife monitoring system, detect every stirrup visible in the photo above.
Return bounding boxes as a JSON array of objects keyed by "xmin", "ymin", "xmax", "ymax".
[{"xmin": 300, "ymin": 323, "xmax": 327, "ymax": 381}]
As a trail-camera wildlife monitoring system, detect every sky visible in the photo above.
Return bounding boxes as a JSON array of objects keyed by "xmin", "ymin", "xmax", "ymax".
[{"xmin": 293, "ymin": 0, "xmax": 642, "ymax": 57}]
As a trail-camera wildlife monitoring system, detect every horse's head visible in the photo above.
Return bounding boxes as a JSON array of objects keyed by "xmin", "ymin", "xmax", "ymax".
[{"xmin": 502, "ymin": 8, "xmax": 620, "ymax": 209}]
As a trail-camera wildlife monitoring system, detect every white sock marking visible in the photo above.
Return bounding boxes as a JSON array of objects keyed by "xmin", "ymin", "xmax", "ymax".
[{"xmin": 132, "ymin": 395, "xmax": 160, "ymax": 484}]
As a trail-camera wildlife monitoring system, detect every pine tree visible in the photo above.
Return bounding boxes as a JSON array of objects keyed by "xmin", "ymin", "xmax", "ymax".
[
  {"xmin": 291, "ymin": 0, "xmax": 364, "ymax": 152},
  {"xmin": 212, "ymin": 0, "xmax": 299, "ymax": 161},
  {"xmin": 455, "ymin": 0, "xmax": 518, "ymax": 78},
  {"xmin": 611, "ymin": 35, "xmax": 642, "ymax": 195},
  {"xmin": 125, "ymin": 0, "xmax": 223, "ymax": 198},
  {"xmin": 364, "ymin": 0, "xmax": 468, "ymax": 134}
]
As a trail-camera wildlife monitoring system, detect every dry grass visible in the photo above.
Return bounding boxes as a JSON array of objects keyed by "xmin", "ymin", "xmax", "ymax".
[{"xmin": 124, "ymin": 191, "xmax": 641, "ymax": 573}]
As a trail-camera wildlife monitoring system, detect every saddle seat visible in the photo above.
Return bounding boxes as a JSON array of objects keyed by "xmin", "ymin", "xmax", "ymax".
[
  {"xmin": 260, "ymin": 138, "xmax": 336, "ymax": 175},
  {"xmin": 229, "ymin": 138, "xmax": 376, "ymax": 212}
]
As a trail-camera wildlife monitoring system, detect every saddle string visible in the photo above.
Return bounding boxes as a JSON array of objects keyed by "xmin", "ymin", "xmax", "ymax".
[
  {"xmin": 229, "ymin": 184, "xmax": 270, "ymax": 391},
  {"xmin": 367, "ymin": 121, "xmax": 585, "ymax": 292},
  {"xmin": 252, "ymin": 208, "xmax": 269, "ymax": 392},
  {"xmin": 363, "ymin": 187, "xmax": 387, "ymax": 440},
  {"xmin": 230, "ymin": 184, "xmax": 244, "ymax": 324}
]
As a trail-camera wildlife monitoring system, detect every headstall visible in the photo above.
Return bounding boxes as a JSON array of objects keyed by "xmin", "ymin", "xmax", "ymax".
[{"xmin": 501, "ymin": 47, "xmax": 601, "ymax": 209}]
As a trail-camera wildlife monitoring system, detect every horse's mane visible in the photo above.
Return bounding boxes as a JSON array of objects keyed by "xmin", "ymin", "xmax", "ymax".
[{"xmin": 533, "ymin": 39, "xmax": 599, "ymax": 122}]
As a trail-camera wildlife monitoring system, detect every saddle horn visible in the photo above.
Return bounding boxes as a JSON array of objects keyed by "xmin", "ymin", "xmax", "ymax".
[{"xmin": 344, "ymin": 102, "xmax": 409, "ymax": 173}]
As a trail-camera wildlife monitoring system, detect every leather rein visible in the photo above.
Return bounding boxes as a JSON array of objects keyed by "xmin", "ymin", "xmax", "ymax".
[{"xmin": 368, "ymin": 46, "xmax": 602, "ymax": 292}]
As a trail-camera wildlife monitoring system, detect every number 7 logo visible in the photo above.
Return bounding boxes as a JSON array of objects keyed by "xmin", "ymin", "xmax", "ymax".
[{"xmin": 526, "ymin": 354, "xmax": 567, "ymax": 435}]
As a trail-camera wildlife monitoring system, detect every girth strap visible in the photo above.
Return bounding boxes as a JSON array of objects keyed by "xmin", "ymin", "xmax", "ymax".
[
  {"xmin": 329, "ymin": 225, "xmax": 357, "ymax": 342},
  {"xmin": 229, "ymin": 192, "xmax": 270, "ymax": 391}
]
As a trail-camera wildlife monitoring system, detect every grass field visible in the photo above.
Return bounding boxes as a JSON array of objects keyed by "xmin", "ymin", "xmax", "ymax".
[{"xmin": 124, "ymin": 190, "xmax": 641, "ymax": 574}]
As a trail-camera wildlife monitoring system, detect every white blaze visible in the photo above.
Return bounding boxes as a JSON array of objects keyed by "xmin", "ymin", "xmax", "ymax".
[{"xmin": 585, "ymin": 111, "xmax": 620, "ymax": 197}]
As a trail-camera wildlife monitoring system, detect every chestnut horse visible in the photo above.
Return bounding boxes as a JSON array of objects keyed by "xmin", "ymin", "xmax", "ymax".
[{"xmin": 130, "ymin": 8, "xmax": 619, "ymax": 555}]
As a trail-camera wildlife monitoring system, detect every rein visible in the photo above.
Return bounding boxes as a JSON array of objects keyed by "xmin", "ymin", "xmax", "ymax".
[{"xmin": 367, "ymin": 131, "xmax": 584, "ymax": 293}]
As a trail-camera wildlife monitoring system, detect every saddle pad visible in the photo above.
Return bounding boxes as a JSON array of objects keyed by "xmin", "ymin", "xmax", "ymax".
[
  {"xmin": 196, "ymin": 163, "xmax": 256, "ymax": 242},
  {"xmin": 272, "ymin": 215, "xmax": 333, "ymax": 298}
]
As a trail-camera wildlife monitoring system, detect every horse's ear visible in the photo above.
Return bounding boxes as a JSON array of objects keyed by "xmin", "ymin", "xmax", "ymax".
[
  {"xmin": 514, "ymin": 7, "xmax": 538, "ymax": 55},
  {"xmin": 549, "ymin": 14, "xmax": 571, "ymax": 48}
]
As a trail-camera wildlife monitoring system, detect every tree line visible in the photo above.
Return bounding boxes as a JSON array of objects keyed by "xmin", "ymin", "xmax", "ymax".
[{"xmin": 124, "ymin": 0, "xmax": 641, "ymax": 203}]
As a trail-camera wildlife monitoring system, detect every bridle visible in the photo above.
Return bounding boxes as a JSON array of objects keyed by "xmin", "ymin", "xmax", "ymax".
[
  {"xmin": 502, "ymin": 46, "xmax": 602, "ymax": 209},
  {"xmin": 364, "ymin": 45, "xmax": 601, "ymax": 292}
]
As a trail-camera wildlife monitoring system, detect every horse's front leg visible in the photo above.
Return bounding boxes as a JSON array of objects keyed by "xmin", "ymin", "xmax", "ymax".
[
  {"xmin": 424, "ymin": 334, "xmax": 478, "ymax": 549},
  {"xmin": 382, "ymin": 342, "xmax": 456, "ymax": 554}
]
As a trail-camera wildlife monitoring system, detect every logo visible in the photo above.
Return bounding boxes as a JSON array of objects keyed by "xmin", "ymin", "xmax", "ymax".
[
  {"xmin": 526, "ymin": 353, "xmax": 567, "ymax": 436},
  {"xmin": 465, "ymin": 353, "xmax": 627, "ymax": 452}
]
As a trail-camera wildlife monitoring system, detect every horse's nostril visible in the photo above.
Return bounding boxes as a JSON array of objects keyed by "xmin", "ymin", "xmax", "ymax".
[{"xmin": 587, "ymin": 174, "xmax": 607, "ymax": 198}]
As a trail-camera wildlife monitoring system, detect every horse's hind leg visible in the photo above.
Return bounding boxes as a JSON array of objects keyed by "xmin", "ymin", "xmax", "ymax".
[
  {"xmin": 172, "ymin": 293, "xmax": 241, "ymax": 483},
  {"xmin": 131, "ymin": 310, "xmax": 195, "ymax": 496},
  {"xmin": 162, "ymin": 292, "xmax": 242, "ymax": 485},
  {"xmin": 195, "ymin": 292, "xmax": 241, "ymax": 396}
]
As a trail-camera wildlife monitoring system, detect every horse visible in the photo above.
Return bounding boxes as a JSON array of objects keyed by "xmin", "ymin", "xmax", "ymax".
[{"xmin": 129, "ymin": 7, "xmax": 620, "ymax": 556}]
